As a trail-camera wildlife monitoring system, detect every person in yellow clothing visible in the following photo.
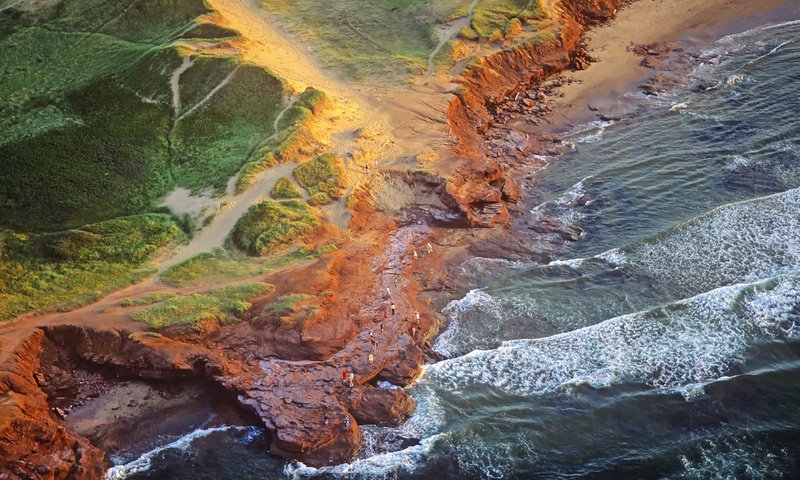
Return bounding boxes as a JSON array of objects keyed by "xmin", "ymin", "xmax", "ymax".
[{"xmin": 369, "ymin": 353, "xmax": 374, "ymax": 365}]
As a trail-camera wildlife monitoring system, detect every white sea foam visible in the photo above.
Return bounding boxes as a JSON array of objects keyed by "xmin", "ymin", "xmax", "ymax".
[
  {"xmin": 285, "ymin": 434, "xmax": 445, "ymax": 480},
  {"xmin": 105, "ymin": 426, "xmax": 254, "ymax": 479},
  {"xmin": 564, "ymin": 120, "xmax": 614, "ymax": 144},
  {"xmin": 671, "ymin": 434, "xmax": 791, "ymax": 480},
  {"xmin": 423, "ymin": 273, "xmax": 800, "ymax": 398},
  {"xmin": 631, "ymin": 187, "xmax": 800, "ymax": 294},
  {"xmin": 530, "ymin": 176, "xmax": 593, "ymax": 226}
]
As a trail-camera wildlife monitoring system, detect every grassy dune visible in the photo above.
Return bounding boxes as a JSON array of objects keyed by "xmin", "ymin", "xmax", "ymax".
[
  {"xmin": 231, "ymin": 200, "xmax": 319, "ymax": 256},
  {"xmin": 0, "ymin": 214, "xmax": 185, "ymax": 320},
  {"xmin": 0, "ymin": 0, "xmax": 291, "ymax": 230}
]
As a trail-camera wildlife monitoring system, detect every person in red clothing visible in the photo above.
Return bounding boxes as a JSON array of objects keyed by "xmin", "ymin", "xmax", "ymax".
[{"xmin": 342, "ymin": 369, "xmax": 347, "ymax": 383}]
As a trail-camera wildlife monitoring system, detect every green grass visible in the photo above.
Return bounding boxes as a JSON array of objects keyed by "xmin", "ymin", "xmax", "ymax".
[
  {"xmin": 160, "ymin": 243, "xmax": 336, "ymax": 287},
  {"xmin": 231, "ymin": 200, "xmax": 319, "ymax": 256},
  {"xmin": 0, "ymin": 1, "xmax": 291, "ymax": 230},
  {"xmin": 307, "ymin": 192, "xmax": 333, "ymax": 206},
  {"xmin": 471, "ymin": 0, "xmax": 544, "ymax": 40},
  {"xmin": 1, "ymin": 78, "xmax": 175, "ymax": 230},
  {"xmin": 131, "ymin": 282, "xmax": 273, "ymax": 332},
  {"xmin": 271, "ymin": 177, "xmax": 303, "ymax": 199},
  {"xmin": 0, "ymin": 214, "xmax": 185, "ymax": 320},
  {"xmin": 235, "ymin": 87, "xmax": 328, "ymax": 194},
  {"xmin": 170, "ymin": 62, "xmax": 287, "ymax": 194},
  {"xmin": 160, "ymin": 248, "xmax": 264, "ymax": 287},
  {"xmin": 121, "ymin": 291, "xmax": 178, "ymax": 307},
  {"xmin": 269, "ymin": 293, "xmax": 314, "ymax": 317},
  {"xmin": 258, "ymin": 0, "xmax": 471, "ymax": 81},
  {"xmin": 180, "ymin": 23, "xmax": 239, "ymax": 40},
  {"xmin": 293, "ymin": 153, "xmax": 345, "ymax": 199}
]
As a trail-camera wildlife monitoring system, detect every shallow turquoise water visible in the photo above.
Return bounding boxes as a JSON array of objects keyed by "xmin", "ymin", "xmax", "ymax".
[{"xmin": 117, "ymin": 18, "xmax": 800, "ymax": 480}]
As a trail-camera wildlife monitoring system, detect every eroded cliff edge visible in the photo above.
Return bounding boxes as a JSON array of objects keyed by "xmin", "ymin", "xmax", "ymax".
[
  {"xmin": 1, "ymin": 1, "xmax": 628, "ymax": 478},
  {"xmin": 447, "ymin": 0, "xmax": 626, "ymax": 227}
]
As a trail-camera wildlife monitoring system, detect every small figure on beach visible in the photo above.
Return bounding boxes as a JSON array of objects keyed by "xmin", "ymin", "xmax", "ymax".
[
  {"xmin": 391, "ymin": 303, "xmax": 396, "ymax": 316},
  {"xmin": 349, "ymin": 372, "xmax": 354, "ymax": 388},
  {"xmin": 412, "ymin": 325, "xmax": 416, "ymax": 337},
  {"xmin": 365, "ymin": 165, "xmax": 369, "ymax": 175},
  {"xmin": 369, "ymin": 353, "xmax": 374, "ymax": 365}
]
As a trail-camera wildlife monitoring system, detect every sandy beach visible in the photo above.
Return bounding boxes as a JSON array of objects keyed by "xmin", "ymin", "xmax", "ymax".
[{"xmin": 549, "ymin": 0, "xmax": 800, "ymax": 129}]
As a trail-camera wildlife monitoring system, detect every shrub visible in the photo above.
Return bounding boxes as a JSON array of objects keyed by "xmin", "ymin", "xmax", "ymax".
[
  {"xmin": 271, "ymin": 177, "xmax": 302, "ymax": 199},
  {"xmin": 307, "ymin": 192, "xmax": 332, "ymax": 206},
  {"xmin": 121, "ymin": 291, "xmax": 177, "ymax": 307},
  {"xmin": 293, "ymin": 153, "xmax": 345, "ymax": 199},
  {"xmin": 231, "ymin": 200, "xmax": 319, "ymax": 256}
]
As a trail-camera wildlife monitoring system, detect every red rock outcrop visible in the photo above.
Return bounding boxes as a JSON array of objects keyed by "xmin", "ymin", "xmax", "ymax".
[
  {"xmin": 447, "ymin": 0, "xmax": 627, "ymax": 227},
  {"xmin": 0, "ymin": 330, "xmax": 104, "ymax": 480}
]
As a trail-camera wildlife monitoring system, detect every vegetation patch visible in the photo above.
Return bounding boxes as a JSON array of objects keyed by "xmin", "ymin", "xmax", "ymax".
[
  {"xmin": 161, "ymin": 249, "xmax": 265, "ymax": 287},
  {"xmin": 271, "ymin": 177, "xmax": 303, "ymax": 199},
  {"xmin": 307, "ymin": 192, "xmax": 333, "ymax": 206},
  {"xmin": 0, "ymin": 214, "xmax": 184, "ymax": 320},
  {"xmin": 121, "ymin": 292, "xmax": 178, "ymax": 307},
  {"xmin": 160, "ymin": 243, "xmax": 336, "ymax": 287},
  {"xmin": 0, "ymin": 1, "xmax": 291, "ymax": 230},
  {"xmin": 268, "ymin": 293, "xmax": 314, "ymax": 318},
  {"xmin": 231, "ymin": 201, "xmax": 319, "ymax": 256},
  {"xmin": 171, "ymin": 61, "xmax": 287, "ymax": 194},
  {"xmin": 131, "ymin": 282, "xmax": 272, "ymax": 332},
  {"xmin": 257, "ymin": 0, "xmax": 469, "ymax": 80},
  {"xmin": 235, "ymin": 87, "xmax": 328, "ymax": 194},
  {"xmin": 293, "ymin": 153, "xmax": 345, "ymax": 199},
  {"xmin": 471, "ymin": 0, "xmax": 544, "ymax": 40}
]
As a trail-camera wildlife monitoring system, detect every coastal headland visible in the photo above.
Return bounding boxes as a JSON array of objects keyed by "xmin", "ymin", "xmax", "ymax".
[{"xmin": 1, "ymin": 0, "xmax": 796, "ymax": 477}]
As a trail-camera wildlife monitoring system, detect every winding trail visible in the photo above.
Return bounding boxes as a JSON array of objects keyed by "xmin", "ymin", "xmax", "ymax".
[
  {"xmin": 170, "ymin": 56, "xmax": 195, "ymax": 115},
  {"xmin": 176, "ymin": 65, "xmax": 240, "ymax": 122},
  {"xmin": 160, "ymin": 161, "xmax": 299, "ymax": 270},
  {"xmin": 425, "ymin": 0, "xmax": 482, "ymax": 81}
]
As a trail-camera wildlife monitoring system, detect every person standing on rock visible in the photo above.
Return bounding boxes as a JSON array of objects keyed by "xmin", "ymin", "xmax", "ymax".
[
  {"xmin": 342, "ymin": 369, "xmax": 347, "ymax": 383},
  {"xmin": 324, "ymin": 413, "xmax": 330, "ymax": 425},
  {"xmin": 412, "ymin": 248, "xmax": 418, "ymax": 260},
  {"xmin": 349, "ymin": 372, "xmax": 354, "ymax": 388},
  {"xmin": 391, "ymin": 303, "xmax": 396, "ymax": 316},
  {"xmin": 415, "ymin": 311, "xmax": 420, "ymax": 322},
  {"xmin": 369, "ymin": 353, "xmax": 374, "ymax": 365},
  {"xmin": 427, "ymin": 242, "xmax": 433, "ymax": 254},
  {"xmin": 344, "ymin": 416, "xmax": 350, "ymax": 429}
]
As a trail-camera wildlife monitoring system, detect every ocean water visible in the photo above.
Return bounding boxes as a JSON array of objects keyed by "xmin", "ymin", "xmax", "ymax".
[{"xmin": 116, "ymin": 19, "xmax": 800, "ymax": 480}]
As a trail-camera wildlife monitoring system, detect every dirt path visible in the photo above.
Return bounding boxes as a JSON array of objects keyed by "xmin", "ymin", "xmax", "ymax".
[
  {"xmin": 425, "ymin": 0, "xmax": 481, "ymax": 81},
  {"xmin": 160, "ymin": 161, "xmax": 300, "ymax": 270}
]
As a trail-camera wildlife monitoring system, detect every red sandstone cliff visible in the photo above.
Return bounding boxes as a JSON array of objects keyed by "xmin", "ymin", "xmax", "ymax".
[
  {"xmin": 1, "ymin": 1, "xmax": 631, "ymax": 477},
  {"xmin": 447, "ymin": 0, "xmax": 627, "ymax": 227}
]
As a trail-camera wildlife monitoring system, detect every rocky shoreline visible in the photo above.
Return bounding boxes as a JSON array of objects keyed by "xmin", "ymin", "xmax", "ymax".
[{"xmin": 0, "ymin": 0, "xmax": 708, "ymax": 478}]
